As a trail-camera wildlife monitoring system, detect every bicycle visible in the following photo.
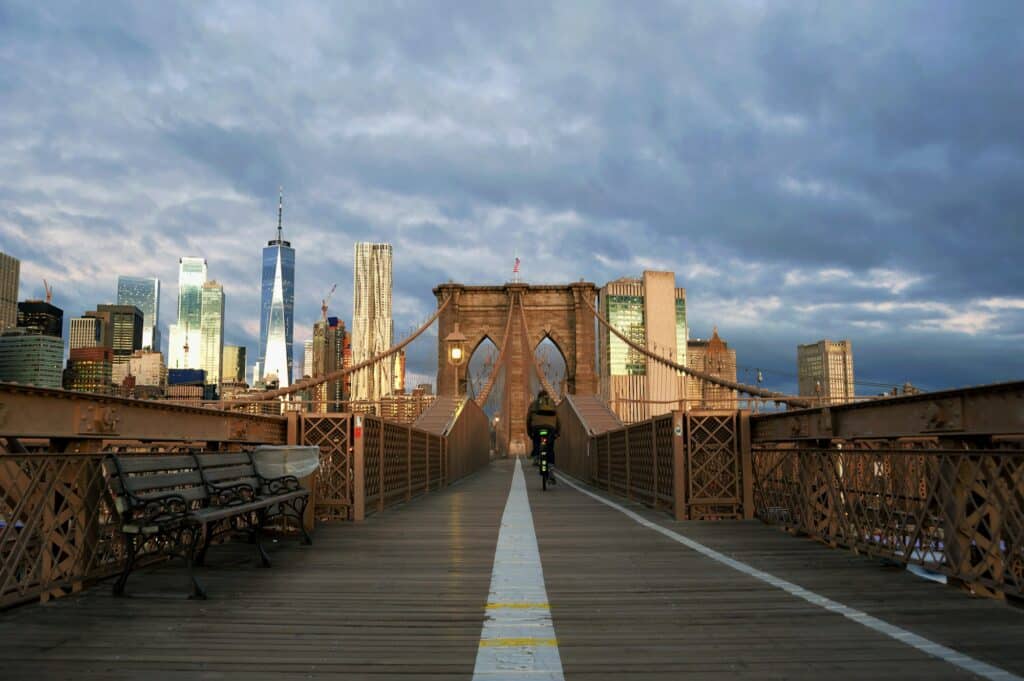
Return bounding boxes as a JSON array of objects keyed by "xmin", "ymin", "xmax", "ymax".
[{"xmin": 536, "ymin": 428, "xmax": 555, "ymax": 491}]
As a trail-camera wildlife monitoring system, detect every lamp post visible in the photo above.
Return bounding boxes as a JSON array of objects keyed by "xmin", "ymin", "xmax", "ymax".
[{"xmin": 445, "ymin": 323, "xmax": 467, "ymax": 397}]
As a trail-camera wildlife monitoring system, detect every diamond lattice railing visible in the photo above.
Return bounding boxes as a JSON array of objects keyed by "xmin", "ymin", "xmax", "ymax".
[{"xmin": 752, "ymin": 442, "xmax": 1024, "ymax": 600}]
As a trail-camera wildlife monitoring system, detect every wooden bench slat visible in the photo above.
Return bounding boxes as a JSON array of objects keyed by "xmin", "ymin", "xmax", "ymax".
[
  {"xmin": 134, "ymin": 486, "xmax": 208, "ymax": 504},
  {"xmin": 194, "ymin": 452, "xmax": 251, "ymax": 467},
  {"xmin": 202, "ymin": 464, "xmax": 257, "ymax": 483},
  {"xmin": 109, "ymin": 455, "xmax": 199, "ymax": 474},
  {"xmin": 123, "ymin": 470, "xmax": 204, "ymax": 493}
]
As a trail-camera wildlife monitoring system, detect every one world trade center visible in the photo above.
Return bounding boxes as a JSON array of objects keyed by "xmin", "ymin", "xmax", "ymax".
[{"xmin": 258, "ymin": 189, "xmax": 295, "ymax": 387}]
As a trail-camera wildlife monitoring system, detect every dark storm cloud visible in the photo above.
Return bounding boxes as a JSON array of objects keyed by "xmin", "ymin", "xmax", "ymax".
[{"xmin": 1, "ymin": 0, "xmax": 1023, "ymax": 387}]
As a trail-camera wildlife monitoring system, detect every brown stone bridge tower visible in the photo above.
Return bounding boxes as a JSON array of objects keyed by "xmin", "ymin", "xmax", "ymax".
[{"xmin": 434, "ymin": 282, "xmax": 598, "ymax": 455}]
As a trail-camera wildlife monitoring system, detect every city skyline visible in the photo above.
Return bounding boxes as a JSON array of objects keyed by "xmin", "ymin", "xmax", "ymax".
[{"xmin": 1, "ymin": 3, "xmax": 1023, "ymax": 393}]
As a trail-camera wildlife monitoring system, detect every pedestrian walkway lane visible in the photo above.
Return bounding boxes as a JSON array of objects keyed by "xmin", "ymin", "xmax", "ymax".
[
  {"xmin": 528, "ymin": 466, "xmax": 1024, "ymax": 680},
  {"xmin": 1, "ymin": 458, "xmax": 1023, "ymax": 680},
  {"xmin": 473, "ymin": 458, "xmax": 563, "ymax": 680}
]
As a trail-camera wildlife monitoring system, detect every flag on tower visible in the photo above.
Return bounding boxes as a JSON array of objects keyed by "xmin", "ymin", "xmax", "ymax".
[{"xmin": 513, "ymin": 256, "xmax": 520, "ymax": 274}]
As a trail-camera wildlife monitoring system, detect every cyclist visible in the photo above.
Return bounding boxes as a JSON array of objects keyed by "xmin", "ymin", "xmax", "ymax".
[{"xmin": 527, "ymin": 390, "xmax": 560, "ymax": 484}]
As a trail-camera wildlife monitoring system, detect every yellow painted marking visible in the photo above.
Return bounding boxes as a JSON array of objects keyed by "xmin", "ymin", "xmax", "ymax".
[
  {"xmin": 485, "ymin": 602, "xmax": 550, "ymax": 610},
  {"xmin": 479, "ymin": 638, "xmax": 558, "ymax": 648}
]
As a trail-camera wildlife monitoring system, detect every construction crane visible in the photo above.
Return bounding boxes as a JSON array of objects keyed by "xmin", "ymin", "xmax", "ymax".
[
  {"xmin": 321, "ymin": 284, "xmax": 337, "ymax": 321},
  {"xmin": 43, "ymin": 279, "xmax": 52, "ymax": 304}
]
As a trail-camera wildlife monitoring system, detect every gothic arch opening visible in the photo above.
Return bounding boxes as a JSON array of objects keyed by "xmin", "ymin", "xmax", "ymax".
[
  {"xmin": 532, "ymin": 335, "xmax": 567, "ymax": 400},
  {"xmin": 467, "ymin": 336, "xmax": 502, "ymax": 418}
]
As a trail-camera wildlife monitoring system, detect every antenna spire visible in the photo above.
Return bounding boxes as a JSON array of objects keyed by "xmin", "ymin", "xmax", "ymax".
[{"xmin": 277, "ymin": 186, "xmax": 283, "ymax": 240}]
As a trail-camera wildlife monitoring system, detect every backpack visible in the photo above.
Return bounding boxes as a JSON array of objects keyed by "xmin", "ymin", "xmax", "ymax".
[
  {"xmin": 535, "ymin": 394, "xmax": 556, "ymax": 415},
  {"xmin": 531, "ymin": 395, "xmax": 558, "ymax": 431}
]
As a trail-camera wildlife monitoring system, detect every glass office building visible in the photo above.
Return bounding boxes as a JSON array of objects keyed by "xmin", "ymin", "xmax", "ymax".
[
  {"xmin": 169, "ymin": 257, "xmax": 207, "ymax": 369},
  {"xmin": 95, "ymin": 304, "xmax": 143, "ymax": 366},
  {"xmin": 200, "ymin": 281, "xmax": 225, "ymax": 386},
  {"xmin": 223, "ymin": 345, "xmax": 247, "ymax": 384},
  {"xmin": 0, "ymin": 330, "xmax": 63, "ymax": 388},
  {"xmin": 599, "ymin": 272, "xmax": 688, "ymax": 422},
  {"xmin": 117, "ymin": 276, "xmax": 160, "ymax": 350},
  {"xmin": 258, "ymin": 195, "xmax": 295, "ymax": 387},
  {"xmin": 17, "ymin": 301, "xmax": 63, "ymax": 338},
  {"xmin": 604, "ymin": 294, "xmax": 647, "ymax": 375}
]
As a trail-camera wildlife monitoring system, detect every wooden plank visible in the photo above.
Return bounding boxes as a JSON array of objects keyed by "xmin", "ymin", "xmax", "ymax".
[
  {"xmin": 530, "ymin": 468, "xmax": 1024, "ymax": 679},
  {"xmin": 3, "ymin": 458, "xmax": 1024, "ymax": 680},
  {"xmin": 0, "ymin": 458, "xmax": 512, "ymax": 680}
]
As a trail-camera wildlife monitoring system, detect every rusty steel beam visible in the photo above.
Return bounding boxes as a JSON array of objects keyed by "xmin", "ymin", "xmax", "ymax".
[
  {"xmin": 0, "ymin": 383, "xmax": 286, "ymax": 446},
  {"xmin": 750, "ymin": 380, "xmax": 1024, "ymax": 442}
]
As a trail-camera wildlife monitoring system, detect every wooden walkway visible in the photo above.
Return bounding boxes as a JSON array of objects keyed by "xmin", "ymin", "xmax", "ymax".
[{"xmin": 1, "ymin": 458, "xmax": 1023, "ymax": 679}]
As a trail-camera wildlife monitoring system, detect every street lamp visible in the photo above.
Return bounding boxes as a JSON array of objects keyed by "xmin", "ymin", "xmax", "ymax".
[{"xmin": 445, "ymin": 323, "xmax": 468, "ymax": 397}]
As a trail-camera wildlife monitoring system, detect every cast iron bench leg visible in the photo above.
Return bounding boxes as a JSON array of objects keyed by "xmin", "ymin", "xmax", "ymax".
[
  {"xmin": 113, "ymin": 533, "xmax": 139, "ymax": 596},
  {"xmin": 194, "ymin": 523, "xmax": 214, "ymax": 567},
  {"xmin": 293, "ymin": 496, "xmax": 313, "ymax": 545},
  {"xmin": 256, "ymin": 509, "xmax": 272, "ymax": 568},
  {"xmin": 187, "ymin": 526, "xmax": 207, "ymax": 600}
]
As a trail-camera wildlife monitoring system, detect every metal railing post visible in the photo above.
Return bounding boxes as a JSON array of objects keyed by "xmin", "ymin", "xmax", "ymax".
[
  {"xmin": 407, "ymin": 427, "xmax": 412, "ymax": 501},
  {"xmin": 625, "ymin": 426, "xmax": 632, "ymax": 500},
  {"xmin": 352, "ymin": 416, "xmax": 366, "ymax": 521},
  {"xmin": 378, "ymin": 419, "xmax": 385, "ymax": 513},
  {"xmin": 606, "ymin": 432, "xmax": 612, "ymax": 491},
  {"xmin": 672, "ymin": 411, "xmax": 687, "ymax": 521},
  {"xmin": 651, "ymin": 419, "xmax": 659, "ymax": 509},
  {"xmin": 739, "ymin": 410, "xmax": 754, "ymax": 520}
]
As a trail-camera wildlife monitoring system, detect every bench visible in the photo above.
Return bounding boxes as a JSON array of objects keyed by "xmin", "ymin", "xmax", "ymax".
[{"xmin": 104, "ymin": 451, "xmax": 311, "ymax": 599}]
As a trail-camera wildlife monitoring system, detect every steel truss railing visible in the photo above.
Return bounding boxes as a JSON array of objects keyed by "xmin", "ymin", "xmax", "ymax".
[
  {"xmin": 753, "ymin": 442, "xmax": 1024, "ymax": 600},
  {"xmin": 0, "ymin": 452, "xmax": 201, "ymax": 609}
]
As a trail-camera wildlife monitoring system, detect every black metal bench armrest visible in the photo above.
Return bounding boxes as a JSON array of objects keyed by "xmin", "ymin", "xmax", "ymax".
[
  {"xmin": 261, "ymin": 474, "xmax": 303, "ymax": 496},
  {"xmin": 206, "ymin": 481, "xmax": 257, "ymax": 507},
  {"xmin": 128, "ymin": 492, "xmax": 190, "ymax": 527}
]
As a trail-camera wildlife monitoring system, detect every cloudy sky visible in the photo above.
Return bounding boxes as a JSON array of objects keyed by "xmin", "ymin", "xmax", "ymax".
[{"xmin": 2, "ymin": 1, "xmax": 1022, "ymax": 393}]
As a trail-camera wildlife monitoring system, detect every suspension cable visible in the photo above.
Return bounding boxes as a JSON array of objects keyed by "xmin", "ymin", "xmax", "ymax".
[
  {"xmin": 581, "ymin": 295, "xmax": 812, "ymax": 408},
  {"xmin": 474, "ymin": 292, "xmax": 518, "ymax": 407},
  {"xmin": 233, "ymin": 294, "xmax": 453, "ymax": 406},
  {"xmin": 518, "ymin": 297, "xmax": 559, "ymax": 400}
]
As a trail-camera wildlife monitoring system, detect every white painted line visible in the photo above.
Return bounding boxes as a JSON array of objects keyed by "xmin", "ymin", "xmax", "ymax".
[
  {"xmin": 555, "ymin": 472, "xmax": 1022, "ymax": 681},
  {"xmin": 473, "ymin": 459, "xmax": 564, "ymax": 681}
]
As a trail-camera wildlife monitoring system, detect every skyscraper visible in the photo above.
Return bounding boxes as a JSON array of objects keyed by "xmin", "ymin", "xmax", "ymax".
[
  {"xmin": 95, "ymin": 304, "xmax": 144, "ymax": 366},
  {"xmin": 312, "ymin": 316, "xmax": 346, "ymax": 412},
  {"xmin": 117, "ymin": 276, "xmax": 160, "ymax": 350},
  {"xmin": 64, "ymin": 347, "xmax": 113, "ymax": 394},
  {"xmin": 351, "ymin": 242, "xmax": 393, "ymax": 401},
  {"xmin": 258, "ymin": 190, "xmax": 295, "ymax": 387},
  {"xmin": 17, "ymin": 301, "xmax": 63, "ymax": 338},
  {"xmin": 222, "ymin": 345, "xmax": 247, "ymax": 384},
  {"xmin": 70, "ymin": 316, "xmax": 104, "ymax": 350},
  {"xmin": 168, "ymin": 257, "xmax": 207, "ymax": 369},
  {"xmin": 128, "ymin": 349, "xmax": 167, "ymax": 388},
  {"xmin": 798, "ymin": 339, "xmax": 855, "ymax": 404},
  {"xmin": 0, "ymin": 251, "xmax": 19, "ymax": 332},
  {"xmin": 303, "ymin": 338, "xmax": 313, "ymax": 378},
  {"xmin": 0, "ymin": 329, "xmax": 63, "ymax": 388},
  {"xmin": 393, "ymin": 350, "xmax": 406, "ymax": 394},
  {"xmin": 200, "ymin": 281, "xmax": 225, "ymax": 386},
  {"xmin": 598, "ymin": 271, "xmax": 687, "ymax": 422}
]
